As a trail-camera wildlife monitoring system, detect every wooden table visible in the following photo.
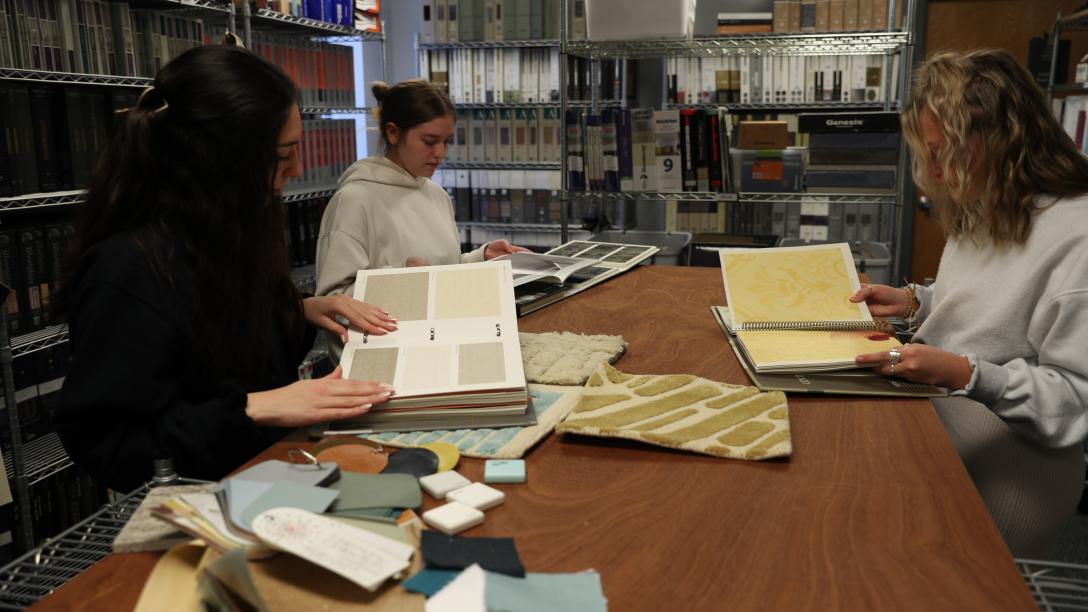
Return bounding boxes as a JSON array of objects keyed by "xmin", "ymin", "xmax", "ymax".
[{"xmin": 35, "ymin": 266, "xmax": 1036, "ymax": 610}]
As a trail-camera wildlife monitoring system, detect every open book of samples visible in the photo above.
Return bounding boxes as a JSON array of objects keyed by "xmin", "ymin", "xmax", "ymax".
[
  {"xmin": 720, "ymin": 243, "xmax": 902, "ymax": 373},
  {"xmin": 513, "ymin": 239, "xmax": 660, "ymax": 316},
  {"xmin": 333, "ymin": 261, "xmax": 531, "ymax": 432}
]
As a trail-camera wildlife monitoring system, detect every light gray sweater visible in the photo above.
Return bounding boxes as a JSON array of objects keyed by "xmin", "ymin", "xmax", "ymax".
[{"xmin": 913, "ymin": 193, "xmax": 1088, "ymax": 448}]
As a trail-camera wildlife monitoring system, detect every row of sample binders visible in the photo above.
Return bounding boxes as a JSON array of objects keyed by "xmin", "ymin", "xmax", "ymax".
[
  {"xmin": 0, "ymin": 223, "xmax": 70, "ymax": 338},
  {"xmin": 666, "ymin": 54, "xmax": 899, "ymax": 106},
  {"xmin": 423, "ymin": 49, "xmax": 633, "ymax": 105},
  {"xmin": 433, "ymin": 168, "xmax": 563, "ymax": 225},
  {"xmin": 445, "ymin": 108, "xmax": 561, "ymax": 163},
  {"xmin": 768, "ymin": 0, "xmax": 904, "ymax": 33},
  {"xmin": 0, "ymin": 82, "xmax": 356, "ymax": 198},
  {"xmin": 251, "ymin": 34, "xmax": 357, "ymax": 109},
  {"xmin": 665, "ymin": 197, "xmax": 894, "ymax": 244},
  {"xmin": 419, "ymin": 0, "xmax": 585, "ymax": 44},
  {"xmin": 0, "ymin": 0, "xmax": 227, "ymax": 77}
]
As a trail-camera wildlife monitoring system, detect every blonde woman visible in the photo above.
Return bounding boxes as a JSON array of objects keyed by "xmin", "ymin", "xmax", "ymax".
[{"xmin": 853, "ymin": 49, "xmax": 1088, "ymax": 558}]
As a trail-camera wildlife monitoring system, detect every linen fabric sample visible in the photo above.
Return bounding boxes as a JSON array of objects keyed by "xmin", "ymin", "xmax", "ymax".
[
  {"xmin": 556, "ymin": 363, "xmax": 791, "ymax": 460},
  {"xmin": 421, "ymin": 531, "xmax": 526, "ymax": 577},
  {"xmin": 519, "ymin": 331, "xmax": 627, "ymax": 385}
]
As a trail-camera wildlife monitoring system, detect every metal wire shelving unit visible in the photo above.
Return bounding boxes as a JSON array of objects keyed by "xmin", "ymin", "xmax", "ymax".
[
  {"xmin": 442, "ymin": 161, "xmax": 561, "ymax": 171},
  {"xmin": 1018, "ymin": 558, "xmax": 1088, "ymax": 611},
  {"xmin": 563, "ymin": 31, "xmax": 911, "ymax": 60}
]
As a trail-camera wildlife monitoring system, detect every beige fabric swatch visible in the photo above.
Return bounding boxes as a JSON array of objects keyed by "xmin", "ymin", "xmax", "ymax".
[
  {"xmin": 556, "ymin": 363, "xmax": 791, "ymax": 460},
  {"xmin": 458, "ymin": 342, "xmax": 507, "ymax": 385},
  {"xmin": 519, "ymin": 331, "xmax": 627, "ymax": 385},
  {"xmin": 349, "ymin": 347, "xmax": 399, "ymax": 385},
  {"xmin": 435, "ymin": 267, "xmax": 501, "ymax": 319},
  {"xmin": 363, "ymin": 272, "xmax": 430, "ymax": 321}
]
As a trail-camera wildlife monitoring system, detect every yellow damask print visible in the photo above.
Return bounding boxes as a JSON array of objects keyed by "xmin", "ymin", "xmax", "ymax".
[{"xmin": 721, "ymin": 244, "xmax": 869, "ymax": 325}]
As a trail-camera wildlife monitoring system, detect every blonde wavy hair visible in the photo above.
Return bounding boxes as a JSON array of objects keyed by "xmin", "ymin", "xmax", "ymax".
[{"xmin": 902, "ymin": 49, "xmax": 1088, "ymax": 245}]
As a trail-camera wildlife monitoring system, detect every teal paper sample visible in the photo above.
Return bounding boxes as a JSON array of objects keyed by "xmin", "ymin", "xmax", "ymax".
[{"xmin": 484, "ymin": 570, "xmax": 608, "ymax": 612}]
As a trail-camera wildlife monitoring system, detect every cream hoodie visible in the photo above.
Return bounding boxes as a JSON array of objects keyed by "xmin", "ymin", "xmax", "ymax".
[{"xmin": 315, "ymin": 156, "xmax": 487, "ymax": 357}]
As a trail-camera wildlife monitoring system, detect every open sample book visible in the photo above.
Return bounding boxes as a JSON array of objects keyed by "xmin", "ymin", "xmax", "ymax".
[
  {"xmin": 328, "ymin": 261, "xmax": 533, "ymax": 433},
  {"xmin": 511, "ymin": 240, "xmax": 660, "ymax": 316},
  {"xmin": 719, "ymin": 243, "xmax": 911, "ymax": 374},
  {"xmin": 712, "ymin": 306, "xmax": 945, "ymax": 397}
]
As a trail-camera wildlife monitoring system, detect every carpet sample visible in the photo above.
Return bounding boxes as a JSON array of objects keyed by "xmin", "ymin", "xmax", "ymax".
[
  {"xmin": 556, "ymin": 363, "xmax": 791, "ymax": 460},
  {"xmin": 519, "ymin": 332, "xmax": 627, "ymax": 385}
]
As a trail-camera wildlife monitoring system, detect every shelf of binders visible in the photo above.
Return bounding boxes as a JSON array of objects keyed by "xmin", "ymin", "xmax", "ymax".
[
  {"xmin": 3, "ymin": 433, "xmax": 73, "ymax": 488},
  {"xmin": 442, "ymin": 161, "xmax": 560, "ymax": 170},
  {"xmin": 251, "ymin": 8, "xmax": 384, "ymax": 38},
  {"xmin": 0, "ymin": 68, "xmax": 152, "ymax": 88},
  {"xmin": 0, "ymin": 191, "xmax": 86, "ymax": 213},
  {"xmin": 299, "ymin": 106, "xmax": 371, "ymax": 115},
  {"xmin": 282, "ymin": 186, "xmax": 338, "ymax": 203},
  {"xmin": 562, "ymin": 32, "xmax": 911, "ymax": 60},
  {"xmin": 419, "ymin": 40, "xmax": 559, "ymax": 50},
  {"xmin": 667, "ymin": 101, "xmax": 890, "ymax": 112},
  {"xmin": 10, "ymin": 325, "xmax": 68, "ymax": 360}
]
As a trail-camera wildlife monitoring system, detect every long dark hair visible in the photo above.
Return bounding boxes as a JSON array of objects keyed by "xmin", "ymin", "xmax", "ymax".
[{"xmin": 61, "ymin": 45, "xmax": 305, "ymax": 384}]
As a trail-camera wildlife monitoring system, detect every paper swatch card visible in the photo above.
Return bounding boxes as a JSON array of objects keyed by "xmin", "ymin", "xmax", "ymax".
[
  {"xmin": 339, "ymin": 261, "xmax": 528, "ymax": 422},
  {"xmin": 251, "ymin": 507, "xmax": 414, "ymax": 592}
]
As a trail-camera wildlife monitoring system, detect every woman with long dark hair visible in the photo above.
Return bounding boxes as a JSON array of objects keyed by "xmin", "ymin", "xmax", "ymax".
[
  {"xmin": 55, "ymin": 45, "xmax": 392, "ymax": 492},
  {"xmin": 854, "ymin": 49, "xmax": 1088, "ymax": 558}
]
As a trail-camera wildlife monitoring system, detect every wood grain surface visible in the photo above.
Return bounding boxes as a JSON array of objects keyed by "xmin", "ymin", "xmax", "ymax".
[{"xmin": 34, "ymin": 267, "xmax": 1036, "ymax": 611}]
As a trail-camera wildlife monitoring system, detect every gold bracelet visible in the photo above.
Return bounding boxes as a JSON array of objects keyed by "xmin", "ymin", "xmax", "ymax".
[{"xmin": 902, "ymin": 284, "xmax": 918, "ymax": 319}]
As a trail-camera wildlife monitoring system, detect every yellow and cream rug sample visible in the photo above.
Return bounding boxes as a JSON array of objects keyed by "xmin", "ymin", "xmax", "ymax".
[{"xmin": 556, "ymin": 363, "xmax": 791, "ymax": 460}]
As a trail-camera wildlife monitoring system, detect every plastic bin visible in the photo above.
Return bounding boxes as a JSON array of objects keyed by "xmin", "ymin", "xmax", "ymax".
[
  {"xmin": 777, "ymin": 238, "xmax": 892, "ymax": 285},
  {"xmin": 590, "ymin": 230, "xmax": 692, "ymax": 266},
  {"xmin": 586, "ymin": 0, "xmax": 697, "ymax": 41}
]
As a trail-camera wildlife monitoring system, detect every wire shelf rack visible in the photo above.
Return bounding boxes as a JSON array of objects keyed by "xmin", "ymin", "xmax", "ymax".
[
  {"xmin": 569, "ymin": 191, "xmax": 738, "ymax": 202},
  {"xmin": 451, "ymin": 100, "xmax": 624, "ymax": 109},
  {"xmin": 442, "ymin": 161, "xmax": 560, "ymax": 170},
  {"xmin": 563, "ymin": 31, "xmax": 911, "ymax": 59},
  {"xmin": 0, "ymin": 190, "xmax": 85, "ymax": 212},
  {"xmin": 299, "ymin": 106, "xmax": 371, "ymax": 115},
  {"xmin": 740, "ymin": 192, "xmax": 898, "ymax": 205},
  {"xmin": 120, "ymin": 0, "xmax": 229, "ymax": 13},
  {"xmin": 420, "ymin": 39, "xmax": 559, "ymax": 50},
  {"xmin": 282, "ymin": 186, "xmax": 337, "ymax": 203},
  {"xmin": 1058, "ymin": 8, "xmax": 1088, "ymax": 30},
  {"xmin": 667, "ymin": 101, "xmax": 890, "ymax": 112},
  {"xmin": 0, "ymin": 479, "xmax": 207, "ymax": 610},
  {"xmin": 1018, "ymin": 558, "xmax": 1088, "ymax": 611},
  {"xmin": 458, "ymin": 221, "xmax": 567, "ymax": 232},
  {"xmin": 251, "ymin": 9, "xmax": 383, "ymax": 38},
  {"xmin": 10, "ymin": 325, "xmax": 68, "ymax": 360},
  {"xmin": 3, "ymin": 433, "xmax": 72, "ymax": 486},
  {"xmin": 0, "ymin": 68, "xmax": 152, "ymax": 87}
]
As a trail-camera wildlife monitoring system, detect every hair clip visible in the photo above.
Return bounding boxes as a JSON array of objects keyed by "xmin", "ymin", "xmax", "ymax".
[{"xmin": 137, "ymin": 86, "xmax": 169, "ymax": 114}]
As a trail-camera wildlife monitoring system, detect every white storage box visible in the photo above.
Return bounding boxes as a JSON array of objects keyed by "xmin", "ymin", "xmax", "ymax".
[{"xmin": 586, "ymin": 0, "xmax": 697, "ymax": 41}]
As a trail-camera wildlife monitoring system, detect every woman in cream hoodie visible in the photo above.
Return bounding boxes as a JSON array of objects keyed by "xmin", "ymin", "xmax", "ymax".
[{"xmin": 315, "ymin": 80, "xmax": 526, "ymax": 357}]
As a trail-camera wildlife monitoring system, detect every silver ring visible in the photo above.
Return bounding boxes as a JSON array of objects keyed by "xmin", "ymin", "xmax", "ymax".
[{"xmin": 888, "ymin": 347, "xmax": 902, "ymax": 365}]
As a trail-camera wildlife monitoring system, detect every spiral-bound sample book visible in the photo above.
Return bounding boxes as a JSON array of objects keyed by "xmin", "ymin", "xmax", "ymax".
[{"xmin": 719, "ymin": 242, "xmax": 902, "ymax": 372}]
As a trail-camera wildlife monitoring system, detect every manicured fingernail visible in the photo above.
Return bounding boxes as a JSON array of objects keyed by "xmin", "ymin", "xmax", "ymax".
[{"xmin": 359, "ymin": 403, "xmax": 372, "ymax": 410}]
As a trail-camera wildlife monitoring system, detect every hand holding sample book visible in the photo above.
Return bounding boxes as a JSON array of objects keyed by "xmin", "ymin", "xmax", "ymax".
[{"xmin": 332, "ymin": 261, "xmax": 532, "ymax": 433}]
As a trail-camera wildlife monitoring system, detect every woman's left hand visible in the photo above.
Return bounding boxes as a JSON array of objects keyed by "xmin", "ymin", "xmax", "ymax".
[
  {"xmin": 855, "ymin": 342, "xmax": 973, "ymax": 390},
  {"xmin": 484, "ymin": 239, "xmax": 531, "ymax": 260},
  {"xmin": 303, "ymin": 295, "xmax": 398, "ymax": 344}
]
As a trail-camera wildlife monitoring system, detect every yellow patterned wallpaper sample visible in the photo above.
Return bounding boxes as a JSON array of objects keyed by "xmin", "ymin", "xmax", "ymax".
[
  {"xmin": 737, "ymin": 329, "xmax": 902, "ymax": 372},
  {"xmin": 721, "ymin": 244, "xmax": 870, "ymax": 325},
  {"xmin": 556, "ymin": 364, "xmax": 791, "ymax": 461}
]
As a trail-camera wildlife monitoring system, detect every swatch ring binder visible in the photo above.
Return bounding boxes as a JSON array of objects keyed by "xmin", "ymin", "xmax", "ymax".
[{"xmin": 738, "ymin": 319, "xmax": 894, "ymax": 333}]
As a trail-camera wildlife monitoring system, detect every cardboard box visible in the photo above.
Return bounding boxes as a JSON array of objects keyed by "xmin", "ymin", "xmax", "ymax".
[{"xmin": 738, "ymin": 120, "xmax": 789, "ymax": 149}]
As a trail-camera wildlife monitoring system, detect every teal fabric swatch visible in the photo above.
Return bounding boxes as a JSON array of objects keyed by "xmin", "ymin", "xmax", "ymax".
[
  {"xmin": 484, "ymin": 570, "xmax": 607, "ymax": 612},
  {"xmin": 402, "ymin": 568, "xmax": 461, "ymax": 597}
]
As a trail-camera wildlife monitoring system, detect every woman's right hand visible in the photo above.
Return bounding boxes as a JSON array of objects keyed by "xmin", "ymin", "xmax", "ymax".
[
  {"xmin": 848, "ymin": 284, "xmax": 910, "ymax": 318},
  {"xmin": 245, "ymin": 366, "xmax": 393, "ymax": 428}
]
